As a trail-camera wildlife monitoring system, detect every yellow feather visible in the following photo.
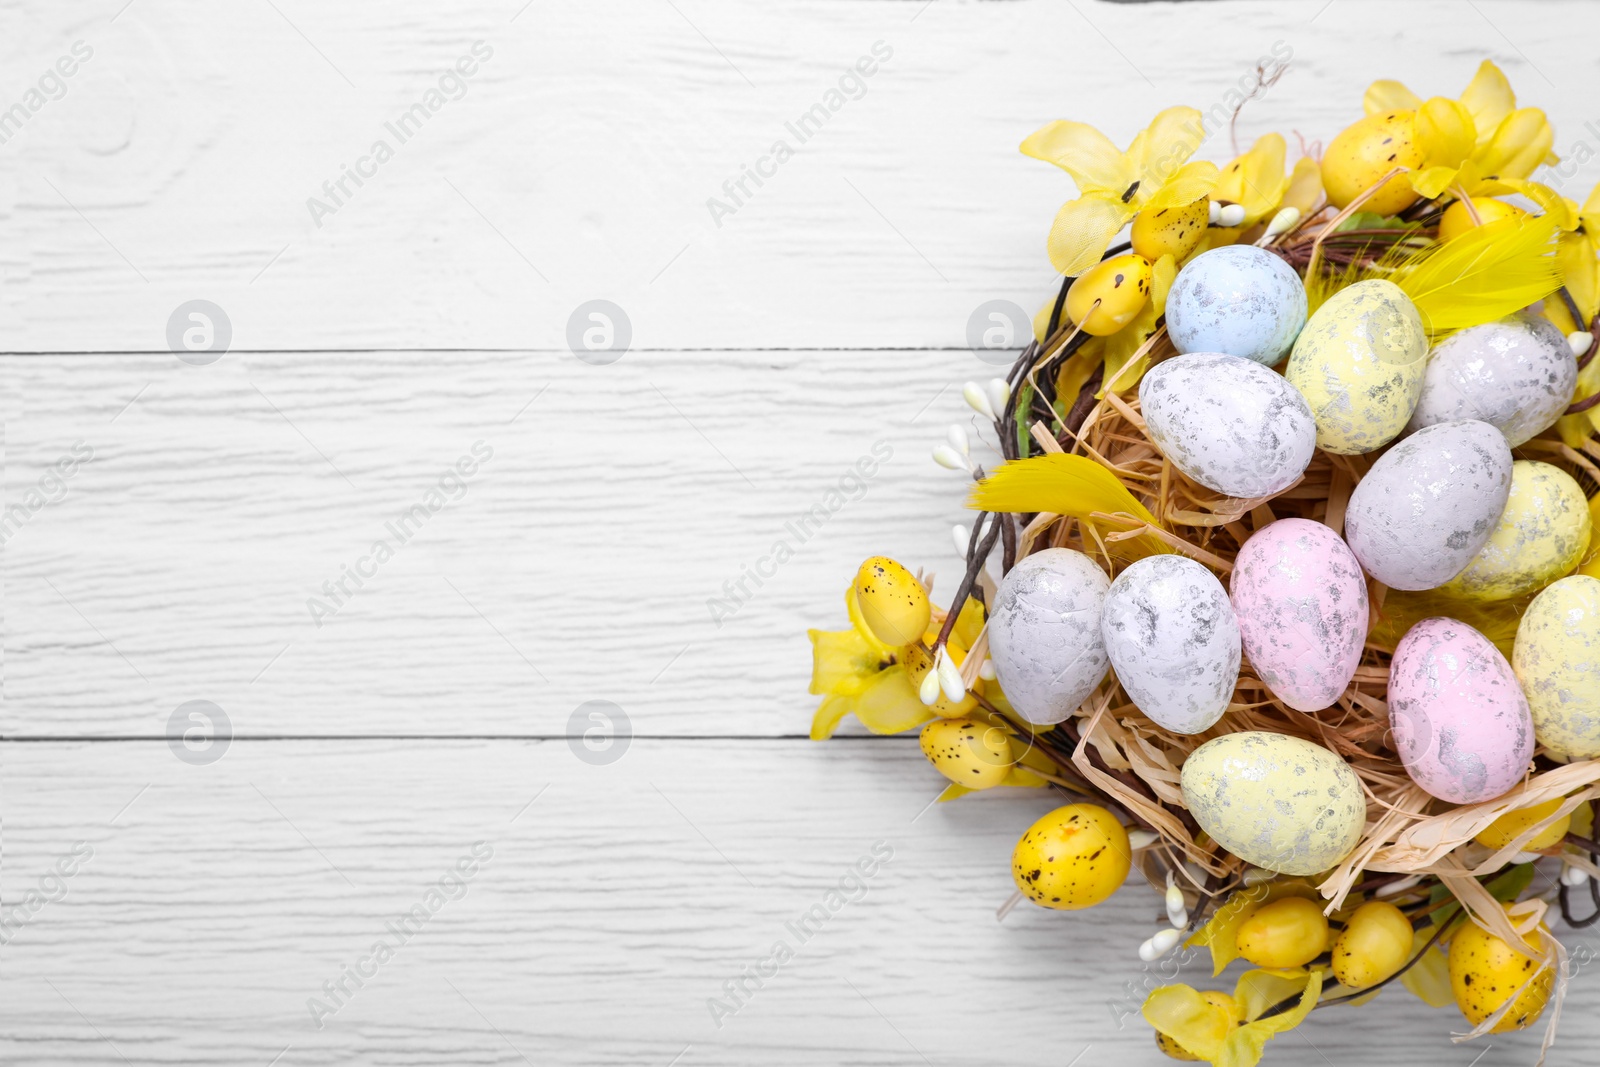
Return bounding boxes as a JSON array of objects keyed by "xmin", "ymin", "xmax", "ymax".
[
  {"xmin": 968, "ymin": 454, "xmax": 1170, "ymax": 559},
  {"xmin": 1393, "ymin": 214, "xmax": 1561, "ymax": 333}
]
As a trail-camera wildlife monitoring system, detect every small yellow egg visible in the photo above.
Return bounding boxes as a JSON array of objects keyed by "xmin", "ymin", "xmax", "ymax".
[
  {"xmin": 919, "ymin": 717, "xmax": 1012, "ymax": 789},
  {"xmin": 1321, "ymin": 111, "xmax": 1425, "ymax": 216},
  {"xmin": 1448, "ymin": 908, "xmax": 1552, "ymax": 1032},
  {"xmin": 1132, "ymin": 200, "xmax": 1210, "ymax": 262},
  {"xmin": 1067, "ymin": 254, "xmax": 1154, "ymax": 336},
  {"xmin": 1010, "ymin": 804, "xmax": 1131, "ymax": 909},
  {"xmin": 1235, "ymin": 896, "xmax": 1330, "ymax": 969},
  {"xmin": 853, "ymin": 557, "xmax": 930, "ymax": 647},
  {"xmin": 1438, "ymin": 461, "xmax": 1592, "ymax": 601},
  {"xmin": 1331, "ymin": 901, "xmax": 1414, "ymax": 989},
  {"xmin": 1154, "ymin": 991, "xmax": 1237, "ymax": 1060},
  {"xmin": 1474, "ymin": 798, "xmax": 1570, "ymax": 851},
  {"xmin": 1438, "ymin": 197, "xmax": 1526, "ymax": 243}
]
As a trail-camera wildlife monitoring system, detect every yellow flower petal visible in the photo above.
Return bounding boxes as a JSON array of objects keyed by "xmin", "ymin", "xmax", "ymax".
[
  {"xmin": 1021, "ymin": 120, "xmax": 1136, "ymax": 197},
  {"xmin": 1213, "ymin": 134, "xmax": 1288, "ymax": 224},
  {"xmin": 1556, "ymin": 358, "xmax": 1600, "ymax": 449},
  {"xmin": 1399, "ymin": 927, "xmax": 1456, "ymax": 1008},
  {"xmin": 1046, "ymin": 196, "xmax": 1134, "ymax": 276},
  {"xmin": 1139, "ymin": 159, "xmax": 1220, "ymax": 213},
  {"xmin": 936, "ymin": 782, "xmax": 973, "ymax": 802},
  {"xmin": 1281, "ymin": 156, "xmax": 1324, "ymax": 215},
  {"xmin": 1476, "ymin": 108, "xmax": 1556, "ymax": 181},
  {"xmin": 1583, "ymin": 181, "xmax": 1600, "ymax": 219},
  {"xmin": 1416, "ymin": 97, "xmax": 1477, "ymax": 170},
  {"xmin": 851, "ymin": 664, "xmax": 936, "ymax": 734},
  {"xmin": 810, "ymin": 694, "xmax": 853, "ymax": 740},
  {"xmin": 1216, "ymin": 971, "xmax": 1323, "ymax": 1067},
  {"xmin": 1001, "ymin": 766, "xmax": 1048, "ymax": 788},
  {"xmin": 1364, "ymin": 78, "xmax": 1422, "ymax": 116},
  {"xmin": 1129, "ymin": 106, "xmax": 1208, "ymax": 186},
  {"xmin": 1143, "ymin": 985, "xmax": 1233, "ymax": 1062},
  {"xmin": 1460, "ymin": 59, "xmax": 1515, "ymax": 148},
  {"xmin": 808, "ymin": 627, "xmax": 885, "ymax": 697},
  {"xmin": 1410, "ymin": 164, "xmax": 1461, "ymax": 200},
  {"xmin": 1559, "ymin": 229, "xmax": 1600, "ymax": 322}
]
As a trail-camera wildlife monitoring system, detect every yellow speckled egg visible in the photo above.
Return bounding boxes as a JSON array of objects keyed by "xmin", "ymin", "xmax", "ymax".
[
  {"xmin": 1474, "ymin": 798, "xmax": 1570, "ymax": 851},
  {"xmin": 1010, "ymin": 804, "xmax": 1131, "ymax": 909},
  {"xmin": 1332, "ymin": 901, "xmax": 1414, "ymax": 989},
  {"xmin": 1067, "ymin": 254, "xmax": 1153, "ymax": 336},
  {"xmin": 1438, "ymin": 197, "xmax": 1526, "ymax": 244},
  {"xmin": 1286, "ymin": 279, "xmax": 1427, "ymax": 454},
  {"xmin": 1235, "ymin": 896, "xmax": 1330, "ymax": 969},
  {"xmin": 853, "ymin": 557, "xmax": 930, "ymax": 646},
  {"xmin": 1514, "ymin": 575, "xmax": 1600, "ymax": 758},
  {"xmin": 1438, "ymin": 461, "xmax": 1592, "ymax": 601},
  {"xmin": 1449, "ymin": 907, "xmax": 1551, "ymax": 1032},
  {"xmin": 1180, "ymin": 731, "xmax": 1366, "ymax": 875},
  {"xmin": 1132, "ymin": 199, "xmax": 1210, "ymax": 262},
  {"xmin": 919, "ymin": 717, "xmax": 1012, "ymax": 789},
  {"xmin": 1322, "ymin": 111, "xmax": 1425, "ymax": 215},
  {"xmin": 1154, "ymin": 991, "xmax": 1237, "ymax": 1061}
]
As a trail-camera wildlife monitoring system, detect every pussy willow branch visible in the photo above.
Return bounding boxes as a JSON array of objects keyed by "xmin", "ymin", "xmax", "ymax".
[{"xmin": 932, "ymin": 511, "xmax": 1002, "ymax": 653}]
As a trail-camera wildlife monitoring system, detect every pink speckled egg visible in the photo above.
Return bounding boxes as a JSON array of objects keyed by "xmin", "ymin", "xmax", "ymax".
[
  {"xmin": 1388, "ymin": 617, "xmax": 1534, "ymax": 804},
  {"xmin": 1230, "ymin": 518, "xmax": 1368, "ymax": 712}
]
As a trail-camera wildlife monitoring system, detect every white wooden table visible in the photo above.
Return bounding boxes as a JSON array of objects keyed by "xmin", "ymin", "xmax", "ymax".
[{"xmin": 5, "ymin": 2, "xmax": 1599, "ymax": 1063}]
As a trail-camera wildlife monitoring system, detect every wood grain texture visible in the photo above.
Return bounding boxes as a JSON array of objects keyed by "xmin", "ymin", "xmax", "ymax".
[
  {"xmin": 7, "ymin": 1, "xmax": 1599, "ymax": 351},
  {"xmin": 1, "ymin": 739, "xmax": 1584, "ymax": 1066}
]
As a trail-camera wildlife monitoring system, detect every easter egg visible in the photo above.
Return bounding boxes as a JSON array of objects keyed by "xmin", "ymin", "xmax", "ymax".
[
  {"xmin": 1437, "ymin": 197, "xmax": 1525, "ymax": 244},
  {"xmin": 1285, "ymin": 280, "xmax": 1428, "ymax": 455},
  {"xmin": 1010, "ymin": 803, "xmax": 1131, "ymax": 909},
  {"xmin": 1514, "ymin": 575, "xmax": 1600, "ymax": 758},
  {"xmin": 1436, "ymin": 461, "xmax": 1591, "ymax": 601},
  {"xmin": 1332, "ymin": 901, "xmax": 1414, "ymax": 989},
  {"xmin": 1474, "ymin": 798, "xmax": 1570, "ymax": 852},
  {"xmin": 1448, "ymin": 905, "xmax": 1552, "ymax": 1032},
  {"xmin": 853, "ymin": 557, "xmax": 930, "ymax": 646},
  {"xmin": 1139, "ymin": 353, "xmax": 1317, "ymax": 499},
  {"xmin": 1101, "ymin": 555, "xmax": 1241, "ymax": 734},
  {"xmin": 1343, "ymin": 419, "xmax": 1513, "ymax": 590},
  {"xmin": 1067, "ymin": 254, "xmax": 1153, "ymax": 336},
  {"xmin": 1166, "ymin": 245, "xmax": 1308, "ymax": 365},
  {"xmin": 1388, "ymin": 617, "xmax": 1534, "ymax": 804},
  {"xmin": 1235, "ymin": 896, "xmax": 1330, "ymax": 969},
  {"xmin": 988, "ymin": 548, "xmax": 1110, "ymax": 725},
  {"xmin": 1405, "ymin": 314, "xmax": 1577, "ymax": 447},
  {"xmin": 1230, "ymin": 518, "xmax": 1369, "ymax": 712},
  {"xmin": 1321, "ymin": 111, "xmax": 1425, "ymax": 215},
  {"xmin": 1180, "ymin": 731, "xmax": 1366, "ymax": 875},
  {"xmin": 919, "ymin": 717, "xmax": 1012, "ymax": 789},
  {"xmin": 1132, "ymin": 198, "xmax": 1209, "ymax": 262}
]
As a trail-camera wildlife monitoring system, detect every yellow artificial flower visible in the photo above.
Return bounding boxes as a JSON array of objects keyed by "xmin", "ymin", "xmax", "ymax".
[
  {"xmin": 1212, "ymin": 134, "xmax": 1291, "ymax": 228},
  {"xmin": 1367, "ymin": 61, "xmax": 1558, "ymax": 202},
  {"xmin": 1144, "ymin": 969, "xmax": 1324, "ymax": 1067},
  {"xmin": 1022, "ymin": 107, "xmax": 1219, "ymax": 276},
  {"xmin": 1548, "ymin": 182, "xmax": 1600, "ymax": 446}
]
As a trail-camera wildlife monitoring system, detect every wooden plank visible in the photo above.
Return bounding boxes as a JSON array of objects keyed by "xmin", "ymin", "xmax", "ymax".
[
  {"xmin": 9, "ymin": 1, "xmax": 1596, "ymax": 351},
  {"xmin": 1, "ymin": 739, "xmax": 1576, "ymax": 1066}
]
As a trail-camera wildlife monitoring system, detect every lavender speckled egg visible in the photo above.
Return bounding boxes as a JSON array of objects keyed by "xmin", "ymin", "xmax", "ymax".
[
  {"xmin": 1388, "ymin": 617, "xmax": 1534, "ymax": 804},
  {"xmin": 988, "ymin": 548, "xmax": 1110, "ymax": 726},
  {"xmin": 1101, "ymin": 555, "xmax": 1241, "ymax": 734},
  {"xmin": 1514, "ymin": 575, "xmax": 1600, "ymax": 759},
  {"xmin": 1405, "ymin": 313, "xmax": 1578, "ymax": 447},
  {"xmin": 1166, "ymin": 245, "xmax": 1308, "ymax": 364},
  {"xmin": 1180, "ymin": 731, "xmax": 1366, "ymax": 875},
  {"xmin": 1230, "ymin": 518, "xmax": 1369, "ymax": 712},
  {"xmin": 1343, "ymin": 419, "xmax": 1513, "ymax": 590},
  {"xmin": 1139, "ymin": 353, "xmax": 1317, "ymax": 499}
]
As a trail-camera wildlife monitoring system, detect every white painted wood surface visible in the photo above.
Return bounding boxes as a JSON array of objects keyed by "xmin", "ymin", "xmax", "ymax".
[{"xmin": 6, "ymin": 2, "xmax": 1600, "ymax": 1065}]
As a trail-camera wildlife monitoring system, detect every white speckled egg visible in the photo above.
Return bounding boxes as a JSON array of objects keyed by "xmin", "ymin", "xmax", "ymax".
[
  {"xmin": 1343, "ymin": 419, "xmax": 1513, "ymax": 590},
  {"xmin": 1437, "ymin": 461, "xmax": 1592, "ymax": 601},
  {"xmin": 1139, "ymin": 353, "xmax": 1317, "ymax": 498},
  {"xmin": 1388, "ymin": 617, "xmax": 1533, "ymax": 803},
  {"xmin": 1406, "ymin": 313, "xmax": 1578, "ymax": 446},
  {"xmin": 1180, "ymin": 731, "xmax": 1366, "ymax": 875},
  {"xmin": 1230, "ymin": 518, "xmax": 1369, "ymax": 712},
  {"xmin": 988, "ymin": 548, "xmax": 1110, "ymax": 725},
  {"xmin": 1286, "ymin": 280, "xmax": 1428, "ymax": 454},
  {"xmin": 1101, "ymin": 555, "xmax": 1240, "ymax": 734},
  {"xmin": 1166, "ymin": 245, "xmax": 1308, "ymax": 365},
  {"xmin": 1514, "ymin": 575, "xmax": 1600, "ymax": 758}
]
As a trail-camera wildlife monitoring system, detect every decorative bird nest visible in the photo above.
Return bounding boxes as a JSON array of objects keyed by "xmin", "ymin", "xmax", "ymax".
[{"xmin": 807, "ymin": 60, "xmax": 1600, "ymax": 1067}]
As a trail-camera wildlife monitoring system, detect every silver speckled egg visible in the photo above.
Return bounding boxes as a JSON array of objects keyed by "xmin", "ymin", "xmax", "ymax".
[
  {"xmin": 1166, "ymin": 245, "xmax": 1308, "ymax": 365},
  {"xmin": 1343, "ymin": 419, "xmax": 1512, "ymax": 590},
  {"xmin": 988, "ymin": 548, "xmax": 1109, "ymax": 725},
  {"xmin": 1405, "ymin": 313, "xmax": 1578, "ymax": 446},
  {"xmin": 1101, "ymin": 555, "xmax": 1241, "ymax": 734},
  {"xmin": 1139, "ymin": 353, "xmax": 1317, "ymax": 499}
]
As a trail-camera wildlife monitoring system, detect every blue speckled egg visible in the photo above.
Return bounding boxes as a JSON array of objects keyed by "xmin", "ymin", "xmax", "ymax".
[{"xmin": 1166, "ymin": 245, "xmax": 1308, "ymax": 365}]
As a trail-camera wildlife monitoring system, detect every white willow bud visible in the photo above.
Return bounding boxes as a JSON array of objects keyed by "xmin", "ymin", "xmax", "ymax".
[
  {"xmin": 1569, "ymin": 331, "xmax": 1594, "ymax": 357},
  {"xmin": 932, "ymin": 445, "xmax": 967, "ymax": 471},
  {"xmin": 1375, "ymin": 874, "xmax": 1423, "ymax": 898},
  {"xmin": 977, "ymin": 658, "xmax": 997, "ymax": 681},
  {"xmin": 1208, "ymin": 199, "xmax": 1222, "ymax": 224},
  {"xmin": 962, "ymin": 381, "xmax": 995, "ymax": 420},
  {"xmin": 936, "ymin": 646, "xmax": 965, "ymax": 702},
  {"xmin": 918, "ymin": 665, "xmax": 942, "ymax": 705},
  {"xmin": 986, "ymin": 378, "xmax": 1010, "ymax": 417},
  {"xmin": 1562, "ymin": 864, "xmax": 1591, "ymax": 887},
  {"xmin": 1263, "ymin": 206, "xmax": 1300, "ymax": 238},
  {"xmin": 1217, "ymin": 203, "xmax": 1247, "ymax": 228},
  {"xmin": 1139, "ymin": 927, "xmax": 1182, "ymax": 961},
  {"xmin": 1126, "ymin": 828, "xmax": 1159, "ymax": 851},
  {"xmin": 947, "ymin": 424, "xmax": 970, "ymax": 456},
  {"xmin": 952, "ymin": 524, "xmax": 970, "ymax": 559},
  {"xmin": 1165, "ymin": 872, "xmax": 1188, "ymax": 928}
]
